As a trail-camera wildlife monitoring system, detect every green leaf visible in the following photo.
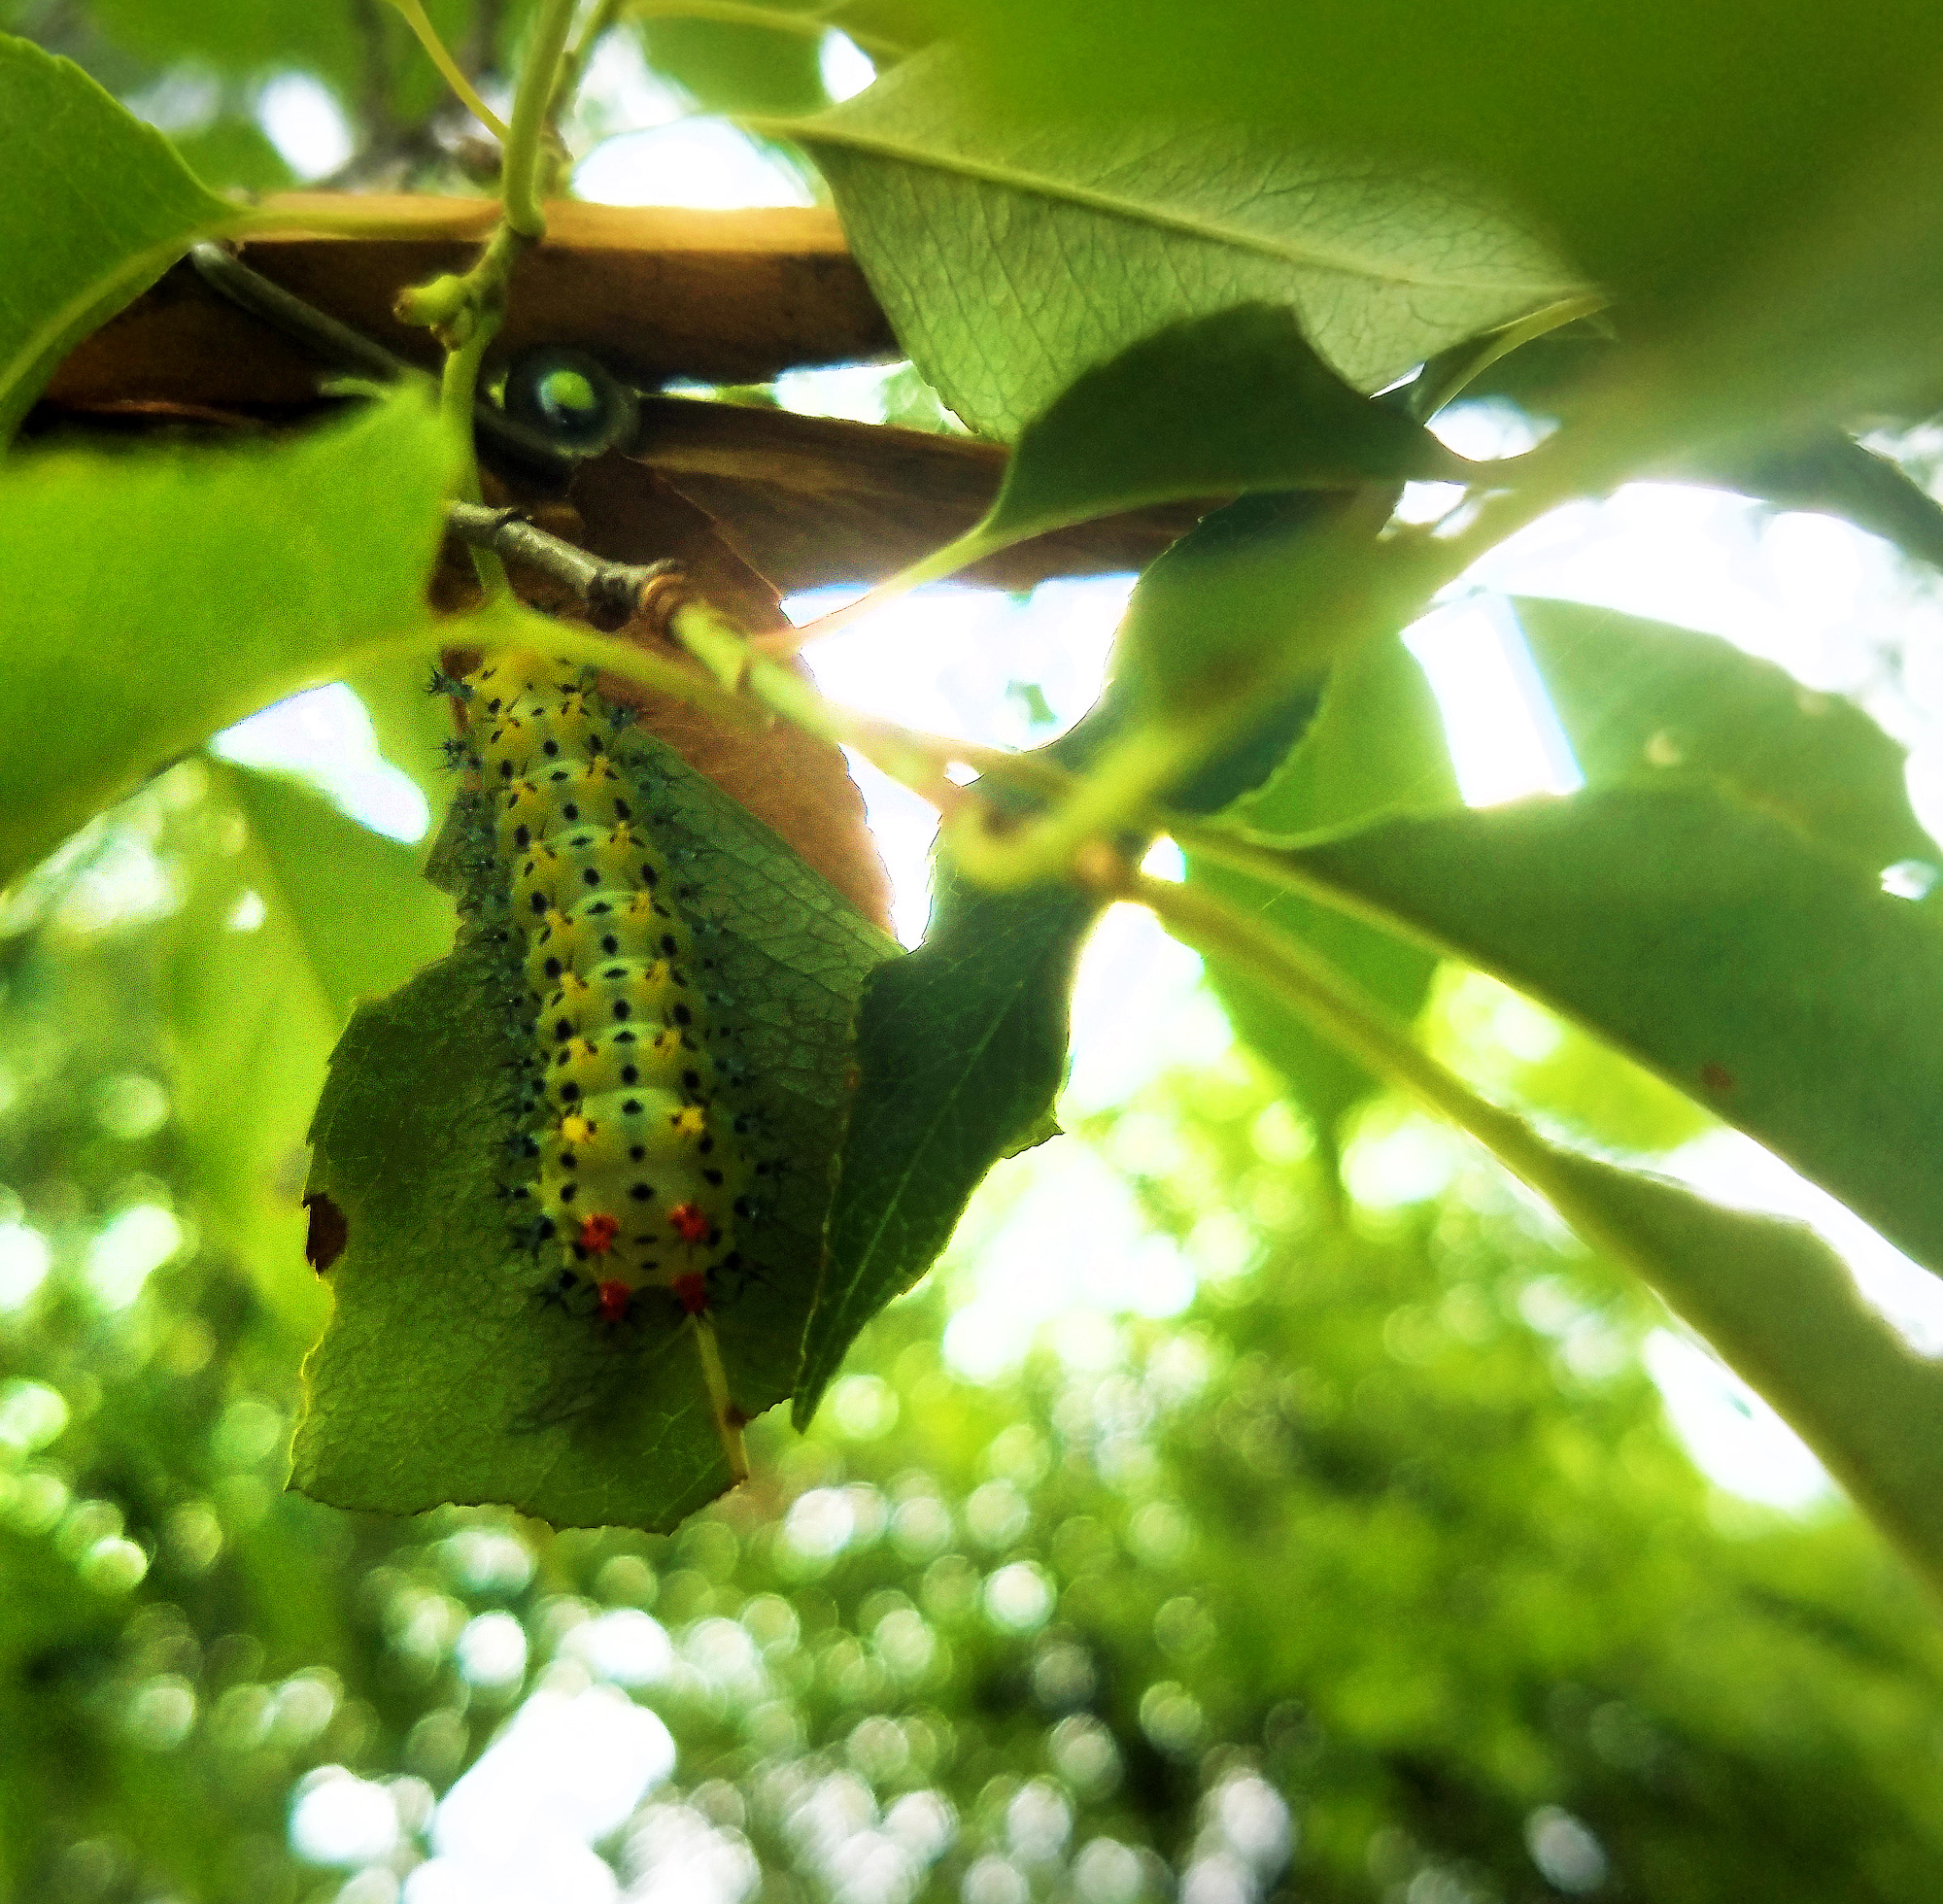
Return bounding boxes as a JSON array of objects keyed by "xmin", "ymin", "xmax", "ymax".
[
  {"xmin": 872, "ymin": 304, "xmax": 1468, "ymax": 596},
  {"xmin": 1515, "ymin": 595, "xmax": 1938, "ymax": 874},
  {"xmin": 343, "ymin": 652, "xmax": 469, "ymax": 811},
  {"xmin": 223, "ymin": 765, "xmax": 456, "ymax": 1028},
  {"xmin": 84, "ymin": 0, "xmax": 362, "ymax": 82},
  {"xmin": 1508, "ymin": 1139, "xmax": 1943, "ymax": 1599},
  {"xmin": 768, "ymin": 43, "xmax": 1583, "ymax": 440},
  {"xmin": 1663, "ymin": 431, "xmax": 1943, "ymax": 576},
  {"xmin": 1269, "ymin": 785, "xmax": 1943, "ymax": 1274},
  {"xmin": 166, "ymin": 118, "xmax": 298, "ymax": 196},
  {"xmin": 293, "ymin": 732, "xmax": 897, "ymax": 1530},
  {"xmin": 931, "ymin": 2, "xmax": 1943, "ymax": 431},
  {"xmin": 1189, "ymin": 632, "xmax": 1457, "ymax": 1152},
  {"xmin": 797, "ymin": 877, "xmax": 1097, "ymax": 1427},
  {"xmin": 637, "ymin": 12, "xmax": 830, "ymax": 115},
  {"xmin": 1113, "ymin": 487, "xmax": 1405, "ymax": 728},
  {"xmin": 0, "ymin": 392, "xmax": 459, "ymax": 893},
  {"xmin": 0, "ymin": 32, "xmax": 252, "ymax": 441},
  {"xmin": 162, "ymin": 763, "xmax": 454, "ymax": 1328},
  {"xmin": 1162, "ymin": 845, "xmax": 1943, "ymax": 1594},
  {"xmin": 796, "ymin": 672, "xmax": 1324, "ymax": 1424}
]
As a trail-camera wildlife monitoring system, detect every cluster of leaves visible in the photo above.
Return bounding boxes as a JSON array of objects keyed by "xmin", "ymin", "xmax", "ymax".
[{"xmin": 9, "ymin": 0, "xmax": 1943, "ymax": 1594}]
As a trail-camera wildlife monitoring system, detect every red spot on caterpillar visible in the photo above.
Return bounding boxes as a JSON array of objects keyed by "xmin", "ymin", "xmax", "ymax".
[
  {"xmin": 596, "ymin": 1278, "xmax": 631, "ymax": 1324},
  {"xmin": 668, "ymin": 1201, "xmax": 710, "ymax": 1243},
  {"xmin": 671, "ymin": 1272, "xmax": 710, "ymax": 1315},
  {"xmin": 304, "ymin": 1194, "xmax": 347, "ymax": 1275},
  {"xmin": 578, "ymin": 1211, "xmax": 622, "ymax": 1254},
  {"xmin": 1700, "ymin": 1062, "xmax": 1735, "ymax": 1093}
]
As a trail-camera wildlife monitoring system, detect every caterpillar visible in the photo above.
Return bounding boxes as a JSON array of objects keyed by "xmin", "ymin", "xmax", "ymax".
[{"xmin": 451, "ymin": 647, "xmax": 755, "ymax": 1475}]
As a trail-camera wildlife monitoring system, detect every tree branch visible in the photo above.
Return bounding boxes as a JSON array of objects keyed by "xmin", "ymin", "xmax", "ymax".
[
  {"xmin": 442, "ymin": 501, "xmax": 1070, "ymax": 810},
  {"xmin": 446, "ymin": 499, "xmax": 677, "ymax": 629}
]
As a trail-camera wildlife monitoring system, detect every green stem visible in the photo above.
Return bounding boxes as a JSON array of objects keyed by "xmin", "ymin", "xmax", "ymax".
[
  {"xmin": 1407, "ymin": 291, "xmax": 1608, "ymax": 422},
  {"xmin": 1161, "ymin": 820, "xmax": 1420, "ymax": 939},
  {"xmin": 242, "ymin": 203, "xmax": 504, "ymax": 238},
  {"xmin": 404, "ymin": 0, "xmax": 574, "ymax": 587},
  {"xmin": 691, "ymin": 1315, "xmax": 749, "ymax": 1483},
  {"xmin": 384, "ymin": 0, "xmax": 512, "ymax": 138},
  {"xmin": 938, "ymin": 454, "xmax": 1586, "ymax": 895},
  {"xmin": 558, "ymin": 0, "xmax": 629, "ymax": 105},
  {"xmin": 319, "ymin": 597, "xmax": 769, "ymax": 730},
  {"xmin": 503, "ymin": 0, "xmax": 578, "ymax": 237},
  {"xmin": 665, "ymin": 597, "xmax": 1062, "ymax": 808},
  {"xmin": 464, "ymin": 595, "xmax": 768, "ymax": 726},
  {"xmin": 1129, "ymin": 870, "xmax": 1567, "ymax": 1190},
  {"xmin": 441, "ymin": 336, "xmax": 508, "ymax": 592}
]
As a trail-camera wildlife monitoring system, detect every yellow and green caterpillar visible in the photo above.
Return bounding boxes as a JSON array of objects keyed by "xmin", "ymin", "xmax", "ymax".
[{"xmin": 456, "ymin": 648, "xmax": 756, "ymax": 1464}]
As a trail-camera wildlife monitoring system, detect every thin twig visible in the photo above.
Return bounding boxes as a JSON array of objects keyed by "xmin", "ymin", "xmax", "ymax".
[
  {"xmin": 446, "ymin": 501, "xmax": 678, "ymax": 629},
  {"xmin": 187, "ymin": 245, "xmax": 581, "ymax": 483},
  {"xmin": 443, "ymin": 501, "xmax": 1071, "ymax": 809},
  {"xmin": 385, "ymin": 0, "xmax": 513, "ymax": 138}
]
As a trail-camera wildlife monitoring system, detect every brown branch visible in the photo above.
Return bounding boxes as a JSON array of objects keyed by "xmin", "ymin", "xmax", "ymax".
[{"xmin": 445, "ymin": 499, "xmax": 681, "ymax": 629}]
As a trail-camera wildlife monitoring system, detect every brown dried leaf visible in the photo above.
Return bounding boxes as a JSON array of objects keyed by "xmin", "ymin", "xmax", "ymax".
[{"xmin": 631, "ymin": 395, "xmax": 1210, "ymax": 591}]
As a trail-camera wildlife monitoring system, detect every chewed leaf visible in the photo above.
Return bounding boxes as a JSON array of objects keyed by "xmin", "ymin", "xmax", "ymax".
[{"xmin": 292, "ymin": 706, "xmax": 896, "ymax": 1532}]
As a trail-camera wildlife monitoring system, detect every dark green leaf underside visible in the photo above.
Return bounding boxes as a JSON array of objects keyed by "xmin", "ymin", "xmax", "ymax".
[{"xmin": 1285, "ymin": 784, "xmax": 1943, "ymax": 1274}]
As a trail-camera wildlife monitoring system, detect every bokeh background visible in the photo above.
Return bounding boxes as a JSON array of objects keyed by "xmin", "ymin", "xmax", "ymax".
[{"xmin": 9, "ymin": 2, "xmax": 1943, "ymax": 1898}]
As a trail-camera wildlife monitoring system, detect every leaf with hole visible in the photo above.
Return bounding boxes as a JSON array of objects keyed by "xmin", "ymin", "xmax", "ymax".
[
  {"xmin": 1513, "ymin": 595, "xmax": 1938, "ymax": 875},
  {"xmin": 293, "ymin": 728, "xmax": 896, "ymax": 1529},
  {"xmin": 161, "ymin": 763, "xmax": 455, "ymax": 1330}
]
